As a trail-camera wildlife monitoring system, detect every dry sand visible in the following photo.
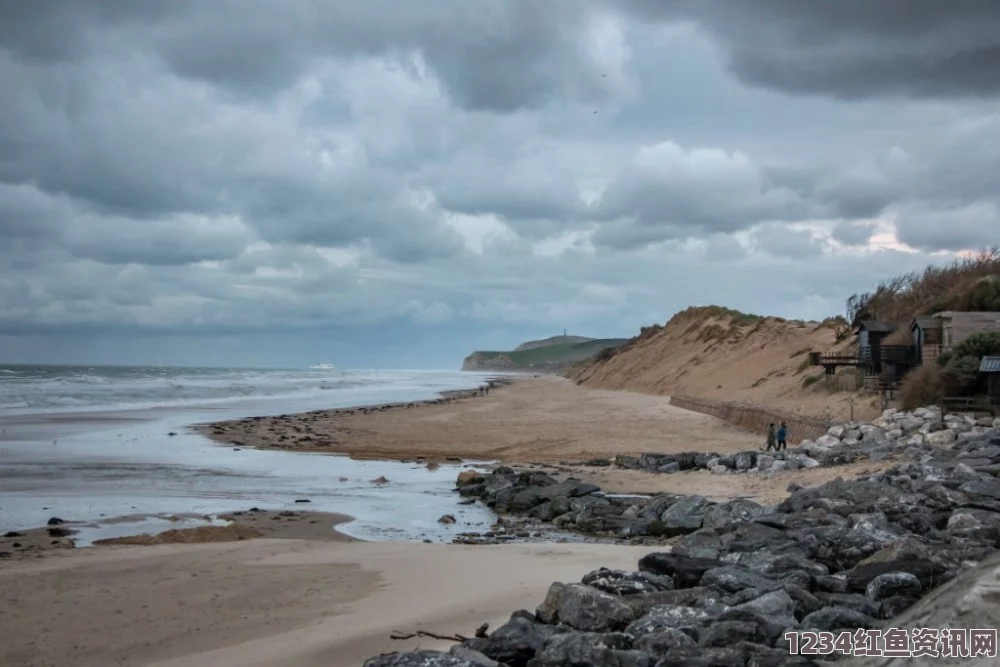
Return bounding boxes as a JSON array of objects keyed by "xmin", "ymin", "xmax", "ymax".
[
  {"xmin": 200, "ymin": 375, "xmax": 759, "ymax": 463},
  {"xmin": 534, "ymin": 459, "xmax": 894, "ymax": 505},
  {"xmin": 0, "ymin": 539, "xmax": 655, "ymax": 667}
]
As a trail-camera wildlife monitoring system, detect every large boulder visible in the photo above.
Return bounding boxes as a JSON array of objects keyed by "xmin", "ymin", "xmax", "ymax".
[
  {"xmin": 363, "ymin": 650, "xmax": 485, "ymax": 667},
  {"xmin": 660, "ymin": 496, "xmax": 710, "ymax": 535},
  {"xmin": 865, "ymin": 572, "xmax": 922, "ymax": 601},
  {"xmin": 580, "ymin": 568, "xmax": 674, "ymax": 596},
  {"xmin": 465, "ymin": 614, "xmax": 564, "ymax": 667},
  {"xmin": 535, "ymin": 583, "xmax": 634, "ymax": 632},
  {"xmin": 624, "ymin": 605, "xmax": 711, "ymax": 639},
  {"xmin": 701, "ymin": 498, "xmax": 771, "ymax": 529},
  {"xmin": 527, "ymin": 633, "xmax": 656, "ymax": 667}
]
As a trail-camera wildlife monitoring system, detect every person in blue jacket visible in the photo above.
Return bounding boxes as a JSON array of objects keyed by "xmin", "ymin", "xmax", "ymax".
[{"xmin": 776, "ymin": 421, "xmax": 788, "ymax": 450}]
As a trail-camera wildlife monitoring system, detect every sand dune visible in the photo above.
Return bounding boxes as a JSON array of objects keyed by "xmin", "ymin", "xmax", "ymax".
[{"xmin": 572, "ymin": 309, "xmax": 881, "ymax": 421}]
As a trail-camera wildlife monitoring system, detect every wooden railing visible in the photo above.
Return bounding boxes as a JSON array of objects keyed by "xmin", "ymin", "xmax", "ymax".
[{"xmin": 941, "ymin": 396, "xmax": 998, "ymax": 416}]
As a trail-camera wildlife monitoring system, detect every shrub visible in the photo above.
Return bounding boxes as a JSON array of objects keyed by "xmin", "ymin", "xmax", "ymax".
[
  {"xmin": 845, "ymin": 247, "xmax": 1000, "ymax": 324},
  {"xmin": 900, "ymin": 363, "xmax": 957, "ymax": 410},
  {"xmin": 950, "ymin": 332, "xmax": 1000, "ymax": 361}
]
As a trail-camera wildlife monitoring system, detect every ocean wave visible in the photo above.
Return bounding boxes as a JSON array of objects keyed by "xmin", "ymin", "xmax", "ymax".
[{"xmin": 0, "ymin": 365, "xmax": 485, "ymax": 416}]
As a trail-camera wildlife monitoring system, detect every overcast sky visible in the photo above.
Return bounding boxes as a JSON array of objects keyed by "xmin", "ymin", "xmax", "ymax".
[{"xmin": 2, "ymin": 1, "xmax": 999, "ymax": 369}]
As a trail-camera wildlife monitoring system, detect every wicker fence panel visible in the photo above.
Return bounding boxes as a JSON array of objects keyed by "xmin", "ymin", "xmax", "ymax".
[{"xmin": 669, "ymin": 395, "xmax": 833, "ymax": 446}]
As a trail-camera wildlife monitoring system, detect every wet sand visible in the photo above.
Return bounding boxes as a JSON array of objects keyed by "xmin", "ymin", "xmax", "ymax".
[
  {"xmin": 0, "ymin": 510, "xmax": 353, "ymax": 560},
  {"xmin": 199, "ymin": 375, "xmax": 759, "ymax": 463},
  {"xmin": 0, "ymin": 539, "xmax": 654, "ymax": 667}
]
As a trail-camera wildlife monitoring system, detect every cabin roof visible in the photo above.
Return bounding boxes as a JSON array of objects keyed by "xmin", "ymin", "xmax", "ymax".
[
  {"xmin": 910, "ymin": 316, "xmax": 939, "ymax": 331},
  {"xmin": 981, "ymin": 356, "xmax": 1000, "ymax": 373},
  {"xmin": 854, "ymin": 320, "xmax": 897, "ymax": 334}
]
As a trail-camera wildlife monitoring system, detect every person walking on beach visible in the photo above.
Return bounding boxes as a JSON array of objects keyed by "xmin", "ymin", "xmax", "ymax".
[
  {"xmin": 764, "ymin": 423, "xmax": 777, "ymax": 452},
  {"xmin": 776, "ymin": 422, "xmax": 788, "ymax": 450}
]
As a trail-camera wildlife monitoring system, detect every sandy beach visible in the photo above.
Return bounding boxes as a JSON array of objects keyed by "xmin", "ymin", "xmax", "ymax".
[
  {"xmin": 0, "ymin": 539, "xmax": 655, "ymax": 667},
  {"xmin": 2, "ymin": 374, "xmax": 894, "ymax": 666},
  {"xmin": 199, "ymin": 375, "xmax": 759, "ymax": 463}
]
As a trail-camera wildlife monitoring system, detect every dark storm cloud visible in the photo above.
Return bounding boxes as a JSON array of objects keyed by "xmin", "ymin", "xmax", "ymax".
[
  {"xmin": 118, "ymin": 0, "xmax": 610, "ymax": 111},
  {"xmin": 894, "ymin": 202, "xmax": 1000, "ymax": 252},
  {"xmin": 614, "ymin": 0, "xmax": 1000, "ymax": 99}
]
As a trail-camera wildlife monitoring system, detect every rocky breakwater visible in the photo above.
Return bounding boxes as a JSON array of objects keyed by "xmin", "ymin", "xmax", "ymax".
[
  {"xmin": 365, "ymin": 428, "xmax": 1000, "ymax": 666},
  {"xmin": 598, "ymin": 407, "xmax": 1000, "ymax": 478}
]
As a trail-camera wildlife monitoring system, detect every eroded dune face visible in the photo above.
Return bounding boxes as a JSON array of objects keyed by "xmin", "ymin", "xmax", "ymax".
[{"xmin": 571, "ymin": 308, "xmax": 874, "ymax": 421}]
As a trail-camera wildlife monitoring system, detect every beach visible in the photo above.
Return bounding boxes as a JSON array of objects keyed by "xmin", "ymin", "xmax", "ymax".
[
  {"xmin": 199, "ymin": 375, "xmax": 759, "ymax": 462},
  {"xmin": 1, "ymin": 369, "xmax": 897, "ymax": 666}
]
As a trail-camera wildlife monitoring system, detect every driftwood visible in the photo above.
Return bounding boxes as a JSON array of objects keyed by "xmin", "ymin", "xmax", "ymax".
[
  {"xmin": 390, "ymin": 623, "xmax": 489, "ymax": 643},
  {"xmin": 390, "ymin": 630, "xmax": 468, "ymax": 642}
]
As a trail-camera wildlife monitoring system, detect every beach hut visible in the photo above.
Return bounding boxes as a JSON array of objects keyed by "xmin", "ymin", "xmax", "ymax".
[{"xmin": 982, "ymin": 356, "xmax": 1000, "ymax": 408}]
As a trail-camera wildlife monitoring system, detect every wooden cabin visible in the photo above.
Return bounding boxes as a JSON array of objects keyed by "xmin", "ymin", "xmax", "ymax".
[
  {"xmin": 854, "ymin": 320, "xmax": 898, "ymax": 374},
  {"xmin": 983, "ymin": 356, "xmax": 1000, "ymax": 407},
  {"xmin": 910, "ymin": 316, "xmax": 944, "ymax": 364},
  {"xmin": 935, "ymin": 311, "xmax": 1000, "ymax": 348}
]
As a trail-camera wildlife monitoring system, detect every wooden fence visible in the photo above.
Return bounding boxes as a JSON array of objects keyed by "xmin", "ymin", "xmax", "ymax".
[{"xmin": 669, "ymin": 395, "xmax": 834, "ymax": 446}]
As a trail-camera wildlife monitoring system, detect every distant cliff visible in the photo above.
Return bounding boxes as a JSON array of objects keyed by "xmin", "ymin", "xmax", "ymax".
[{"xmin": 462, "ymin": 336, "xmax": 629, "ymax": 372}]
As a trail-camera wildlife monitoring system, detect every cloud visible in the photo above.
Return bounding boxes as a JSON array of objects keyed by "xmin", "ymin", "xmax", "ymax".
[
  {"xmin": 750, "ymin": 223, "xmax": 824, "ymax": 259},
  {"xmin": 893, "ymin": 201, "xmax": 1000, "ymax": 251},
  {"xmin": 831, "ymin": 221, "xmax": 878, "ymax": 247},
  {"xmin": 614, "ymin": 0, "xmax": 1000, "ymax": 100},
  {"xmin": 0, "ymin": 0, "xmax": 995, "ymax": 367}
]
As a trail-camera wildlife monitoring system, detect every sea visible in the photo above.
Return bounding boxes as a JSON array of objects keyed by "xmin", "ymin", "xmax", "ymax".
[{"xmin": 0, "ymin": 364, "xmax": 502, "ymax": 544}]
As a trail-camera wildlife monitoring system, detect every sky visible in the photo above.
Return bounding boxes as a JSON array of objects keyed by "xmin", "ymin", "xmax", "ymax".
[{"xmin": 2, "ymin": 1, "xmax": 999, "ymax": 369}]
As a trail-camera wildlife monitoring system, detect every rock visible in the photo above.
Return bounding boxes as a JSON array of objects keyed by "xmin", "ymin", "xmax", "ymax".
[
  {"xmin": 654, "ymin": 646, "xmax": 745, "ymax": 667},
  {"xmin": 701, "ymin": 498, "xmax": 770, "ymax": 529},
  {"xmin": 535, "ymin": 583, "xmax": 633, "ymax": 632},
  {"xmin": 438, "ymin": 514, "xmax": 457, "ymax": 524},
  {"xmin": 927, "ymin": 430, "xmax": 957, "ymax": 446},
  {"xmin": 816, "ymin": 434, "xmax": 842, "ymax": 447},
  {"xmin": 660, "ymin": 496, "xmax": 710, "ymax": 535},
  {"xmin": 865, "ymin": 572, "xmax": 922, "ymax": 601},
  {"xmin": 814, "ymin": 592, "xmax": 880, "ymax": 618},
  {"xmin": 528, "ymin": 633, "xmax": 656, "ymax": 667},
  {"xmin": 465, "ymin": 614, "xmax": 562, "ymax": 666},
  {"xmin": 624, "ymin": 605, "xmax": 711, "ymax": 638},
  {"xmin": 700, "ymin": 566, "xmax": 779, "ymax": 593},
  {"xmin": 633, "ymin": 628, "xmax": 696, "ymax": 654},
  {"xmin": 827, "ymin": 425, "xmax": 846, "ymax": 439},
  {"xmin": 756, "ymin": 455, "xmax": 775, "ymax": 471},
  {"xmin": 371, "ymin": 476, "xmax": 390, "ymax": 484},
  {"xmin": 730, "ymin": 589, "xmax": 795, "ymax": 625},
  {"xmin": 638, "ymin": 553, "xmax": 723, "ymax": 589},
  {"xmin": 734, "ymin": 452, "xmax": 756, "ymax": 470},
  {"xmin": 797, "ymin": 455, "xmax": 821, "ymax": 469},
  {"xmin": 814, "ymin": 574, "xmax": 848, "ymax": 594},
  {"xmin": 699, "ymin": 620, "xmax": 763, "ymax": 647},
  {"xmin": 581, "ymin": 568, "xmax": 674, "ymax": 596},
  {"xmin": 364, "ymin": 651, "xmax": 486, "ymax": 666},
  {"xmin": 448, "ymin": 646, "xmax": 498, "ymax": 667},
  {"xmin": 47, "ymin": 517, "xmax": 65, "ymax": 526},
  {"xmin": 801, "ymin": 607, "xmax": 877, "ymax": 632},
  {"xmin": 879, "ymin": 595, "xmax": 918, "ymax": 619},
  {"xmin": 846, "ymin": 558, "xmax": 944, "ymax": 593},
  {"xmin": 457, "ymin": 471, "xmax": 484, "ymax": 486},
  {"xmin": 657, "ymin": 462, "xmax": 680, "ymax": 474},
  {"xmin": 897, "ymin": 416, "xmax": 925, "ymax": 433}
]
